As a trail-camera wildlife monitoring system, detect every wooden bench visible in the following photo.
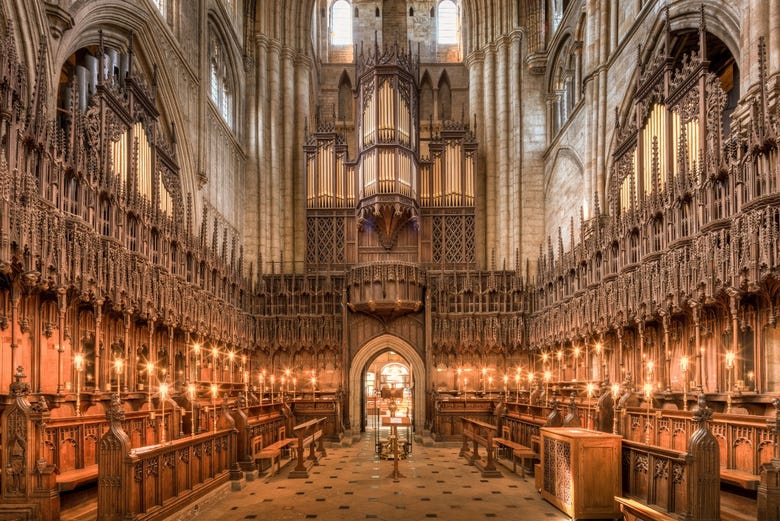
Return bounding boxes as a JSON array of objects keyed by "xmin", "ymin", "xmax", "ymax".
[
  {"xmin": 289, "ymin": 417, "xmax": 328, "ymax": 478},
  {"xmin": 56, "ymin": 464, "xmax": 99, "ymax": 492},
  {"xmin": 615, "ymin": 496, "xmax": 679, "ymax": 521},
  {"xmin": 459, "ymin": 417, "xmax": 501, "ymax": 477},
  {"xmin": 492, "ymin": 437, "xmax": 537, "ymax": 477},
  {"xmin": 251, "ymin": 427, "xmax": 297, "ymax": 476},
  {"xmin": 720, "ymin": 467, "xmax": 760, "ymax": 490}
]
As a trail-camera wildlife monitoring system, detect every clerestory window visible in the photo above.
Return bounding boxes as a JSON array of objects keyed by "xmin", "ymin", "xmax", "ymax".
[
  {"xmin": 437, "ymin": 0, "xmax": 458, "ymax": 45},
  {"xmin": 331, "ymin": 0, "xmax": 353, "ymax": 46}
]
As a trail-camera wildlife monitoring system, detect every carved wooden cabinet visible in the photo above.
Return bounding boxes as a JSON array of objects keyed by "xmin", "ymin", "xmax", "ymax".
[{"xmin": 540, "ymin": 427, "xmax": 622, "ymax": 520}]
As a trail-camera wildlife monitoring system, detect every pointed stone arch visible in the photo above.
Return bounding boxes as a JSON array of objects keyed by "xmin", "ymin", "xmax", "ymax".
[
  {"xmin": 437, "ymin": 69, "xmax": 451, "ymax": 120},
  {"xmin": 337, "ymin": 69, "xmax": 352, "ymax": 121},
  {"xmin": 348, "ymin": 334, "xmax": 426, "ymax": 437}
]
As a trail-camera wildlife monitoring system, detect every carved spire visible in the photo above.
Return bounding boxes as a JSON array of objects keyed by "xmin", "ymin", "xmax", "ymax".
[{"xmin": 698, "ymin": 4, "xmax": 707, "ymax": 62}]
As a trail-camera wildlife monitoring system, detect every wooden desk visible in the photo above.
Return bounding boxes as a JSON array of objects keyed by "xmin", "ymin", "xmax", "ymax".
[{"xmin": 540, "ymin": 427, "xmax": 621, "ymax": 520}]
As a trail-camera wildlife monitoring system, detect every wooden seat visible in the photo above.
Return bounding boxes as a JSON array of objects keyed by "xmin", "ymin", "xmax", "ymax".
[
  {"xmin": 615, "ymin": 496, "xmax": 680, "ymax": 521},
  {"xmin": 252, "ymin": 435, "xmax": 296, "ymax": 476},
  {"xmin": 492, "ymin": 437, "xmax": 537, "ymax": 477},
  {"xmin": 720, "ymin": 468, "xmax": 760, "ymax": 490},
  {"xmin": 56, "ymin": 464, "xmax": 99, "ymax": 492}
]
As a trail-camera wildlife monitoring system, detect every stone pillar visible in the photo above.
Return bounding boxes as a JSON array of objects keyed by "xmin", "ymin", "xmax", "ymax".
[
  {"xmin": 293, "ymin": 55, "xmax": 312, "ymax": 273},
  {"xmin": 496, "ymin": 38, "xmax": 509, "ymax": 264},
  {"xmin": 483, "ymin": 46, "xmax": 497, "ymax": 264},
  {"xmin": 282, "ymin": 48, "xmax": 295, "ymax": 271},
  {"xmin": 510, "ymin": 33, "xmax": 522, "ymax": 263},
  {"xmin": 466, "ymin": 50, "xmax": 485, "ymax": 266},
  {"xmin": 256, "ymin": 36, "xmax": 270, "ymax": 272},
  {"xmin": 268, "ymin": 40, "xmax": 282, "ymax": 267}
]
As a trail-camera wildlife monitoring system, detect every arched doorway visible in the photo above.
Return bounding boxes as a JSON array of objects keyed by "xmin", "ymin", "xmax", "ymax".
[{"xmin": 348, "ymin": 334, "xmax": 425, "ymax": 436}]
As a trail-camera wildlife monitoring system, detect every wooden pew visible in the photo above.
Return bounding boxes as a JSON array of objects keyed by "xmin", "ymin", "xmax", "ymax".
[
  {"xmin": 622, "ymin": 406, "xmax": 769, "ymax": 490},
  {"xmin": 459, "ymin": 417, "xmax": 501, "ymax": 477},
  {"xmin": 250, "ymin": 426, "xmax": 296, "ymax": 476},
  {"xmin": 615, "ymin": 496, "xmax": 680, "ymax": 521},
  {"xmin": 289, "ymin": 417, "xmax": 328, "ymax": 479},
  {"xmin": 493, "ymin": 427, "xmax": 537, "ymax": 477}
]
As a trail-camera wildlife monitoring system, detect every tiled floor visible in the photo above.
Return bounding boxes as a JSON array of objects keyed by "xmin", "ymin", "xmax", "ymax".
[{"xmin": 190, "ymin": 434, "xmax": 572, "ymax": 521}]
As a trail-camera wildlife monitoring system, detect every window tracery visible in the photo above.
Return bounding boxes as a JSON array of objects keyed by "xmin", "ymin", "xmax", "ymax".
[
  {"xmin": 331, "ymin": 0, "xmax": 352, "ymax": 46},
  {"xmin": 437, "ymin": 0, "xmax": 458, "ymax": 45},
  {"xmin": 208, "ymin": 26, "xmax": 234, "ymax": 129}
]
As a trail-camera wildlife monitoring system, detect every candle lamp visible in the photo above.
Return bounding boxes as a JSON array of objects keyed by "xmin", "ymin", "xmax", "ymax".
[
  {"xmin": 573, "ymin": 346, "xmax": 581, "ymax": 381},
  {"xmin": 193, "ymin": 343, "xmax": 201, "ymax": 381},
  {"xmin": 270, "ymin": 375, "xmax": 276, "ymax": 402},
  {"xmin": 643, "ymin": 382, "xmax": 653, "ymax": 445},
  {"xmin": 114, "ymin": 357, "xmax": 124, "ymax": 396},
  {"xmin": 456, "ymin": 367, "xmax": 462, "ymax": 392},
  {"xmin": 680, "ymin": 356, "xmax": 689, "ymax": 411},
  {"xmin": 514, "ymin": 372, "xmax": 521, "ymax": 402},
  {"xmin": 725, "ymin": 351, "xmax": 735, "ymax": 414},
  {"xmin": 544, "ymin": 370, "xmax": 552, "ymax": 406},
  {"xmin": 258, "ymin": 371, "xmax": 265, "ymax": 402},
  {"xmin": 285, "ymin": 368, "xmax": 291, "ymax": 393},
  {"xmin": 481, "ymin": 367, "xmax": 487, "ymax": 393},
  {"xmin": 159, "ymin": 381, "xmax": 169, "ymax": 443},
  {"xmin": 556, "ymin": 350, "xmax": 563, "ymax": 381},
  {"xmin": 281, "ymin": 376, "xmax": 286, "ymax": 402},
  {"xmin": 311, "ymin": 375, "xmax": 317, "ymax": 400},
  {"xmin": 595, "ymin": 343, "xmax": 603, "ymax": 382},
  {"xmin": 146, "ymin": 361, "xmax": 155, "ymax": 419},
  {"xmin": 187, "ymin": 382, "xmax": 196, "ymax": 436},
  {"xmin": 211, "ymin": 347, "xmax": 219, "ymax": 381},
  {"xmin": 293, "ymin": 377, "xmax": 297, "ymax": 400},
  {"xmin": 243, "ymin": 370, "xmax": 249, "ymax": 405},
  {"xmin": 74, "ymin": 353, "xmax": 84, "ymax": 416},
  {"xmin": 210, "ymin": 383, "xmax": 218, "ymax": 432},
  {"xmin": 464, "ymin": 377, "xmax": 469, "ymax": 394},
  {"xmin": 527, "ymin": 371, "xmax": 534, "ymax": 392},
  {"xmin": 611, "ymin": 383, "xmax": 621, "ymax": 434},
  {"xmin": 586, "ymin": 382, "xmax": 596, "ymax": 429},
  {"xmin": 503, "ymin": 374, "xmax": 508, "ymax": 398},
  {"xmin": 228, "ymin": 351, "xmax": 235, "ymax": 383},
  {"xmin": 488, "ymin": 375, "xmax": 494, "ymax": 394}
]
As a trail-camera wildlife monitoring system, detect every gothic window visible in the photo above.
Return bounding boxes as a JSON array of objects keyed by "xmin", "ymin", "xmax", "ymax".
[
  {"xmin": 550, "ymin": 36, "xmax": 577, "ymax": 136},
  {"xmin": 629, "ymin": 230, "xmax": 639, "ymax": 264},
  {"xmin": 208, "ymin": 27, "xmax": 235, "ymax": 128},
  {"xmin": 437, "ymin": 0, "xmax": 458, "ymax": 45},
  {"xmin": 127, "ymin": 216, "xmax": 139, "ymax": 252},
  {"xmin": 338, "ymin": 73, "xmax": 352, "ymax": 121},
  {"xmin": 99, "ymin": 197, "xmax": 111, "ymax": 236},
  {"xmin": 652, "ymin": 217, "xmax": 663, "ymax": 251},
  {"xmin": 680, "ymin": 201, "xmax": 691, "ymax": 237},
  {"xmin": 331, "ymin": 0, "xmax": 352, "ymax": 46},
  {"xmin": 438, "ymin": 72, "xmax": 452, "ymax": 121},
  {"xmin": 151, "ymin": 228, "xmax": 160, "ymax": 264},
  {"xmin": 170, "ymin": 242, "xmax": 178, "ymax": 275},
  {"xmin": 152, "ymin": 0, "xmax": 168, "ymax": 22}
]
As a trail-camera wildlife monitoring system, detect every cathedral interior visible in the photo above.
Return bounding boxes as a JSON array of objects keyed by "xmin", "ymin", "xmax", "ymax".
[{"xmin": 1, "ymin": 0, "xmax": 780, "ymax": 520}]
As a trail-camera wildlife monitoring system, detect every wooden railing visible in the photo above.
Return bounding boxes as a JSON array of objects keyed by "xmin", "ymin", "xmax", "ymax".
[
  {"xmin": 432, "ymin": 397, "xmax": 499, "ymax": 441},
  {"xmin": 622, "ymin": 406, "xmax": 773, "ymax": 489},
  {"xmin": 459, "ymin": 417, "xmax": 501, "ymax": 477},
  {"xmin": 289, "ymin": 417, "xmax": 328, "ymax": 478},
  {"xmin": 98, "ymin": 397, "xmax": 237, "ymax": 521},
  {"xmin": 47, "ymin": 407, "xmax": 177, "ymax": 491},
  {"xmin": 620, "ymin": 440, "xmax": 691, "ymax": 519}
]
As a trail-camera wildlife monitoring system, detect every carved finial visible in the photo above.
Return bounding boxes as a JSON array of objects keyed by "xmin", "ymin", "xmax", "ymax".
[
  {"xmin": 106, "ymin": 393, "xmax": 126, "ymax": 423},
  {"xmin": 10, "ymin": 365, "xmax": 30, "ymax": 397},
  {"xmin": 693, "ymin": 393, "xmax": 712, "ymax": 423}
]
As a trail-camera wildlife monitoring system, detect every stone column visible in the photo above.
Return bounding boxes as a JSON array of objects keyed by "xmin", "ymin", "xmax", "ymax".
[
  {"xmin": 510, "ymin": 33, "xmax": 522, "ymax": 264},
  {"xmin": 293, "ymin": 55, "xmax": 312, "ymax": 273},
  {"xmin": 256, "ymin": 36, "xmax": 270, "ymax": 272},
  {"xmin": 483, "ymin": 45, "xmax": 497, "ymax": 264},
  {"xmin": 466, "ymin": 50, "xmax": 486, "ymax": 266},
  {"xmin": 268, "ymin": 40, "xmax": 282, "ymax": 267},
  {"xmin": 496, "ymin": 38, "xmax": 509, "ymax": 264},
  {"xmin": 282, "ymin": 47, "xmax": 296, "ymax": 271}
]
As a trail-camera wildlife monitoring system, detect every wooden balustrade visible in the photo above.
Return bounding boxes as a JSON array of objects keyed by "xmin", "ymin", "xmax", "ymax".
[
  {"xmin": 48, "ymin": 408, "xmax": 178, "ymax": 492},
  {"xmin": 622, "ymin": 406, "xmax": 773, "ymax": 489},
  {"xmin": 291, "ymin": 399, "xmax": 343, "ymax": 441},
  {"xmin": 98, "ymin": 396, "xmax": 237, "ymax": 521},
  {"xmin": 233, "ymin": 402, "xmax": 287, "ymax": 474},
  {"xmin": 620, "ymin": 440, "xmax": 691, "ymax": 518},
  {"xmin": 289, "ymin": 417, "xmax": 328, "ymax": 479},
  {"xmin": 432, "ymin": 397, "xmax": 499, "ymax": 441},
  {"xmin": 459, "ymin": 417, "xmax": 501, "ymax": 477}
]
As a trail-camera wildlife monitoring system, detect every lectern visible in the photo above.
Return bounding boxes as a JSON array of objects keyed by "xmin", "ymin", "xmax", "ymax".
[{"xmin": 539, "ymin": 427, "xmax": 621, "ymax": 520}]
